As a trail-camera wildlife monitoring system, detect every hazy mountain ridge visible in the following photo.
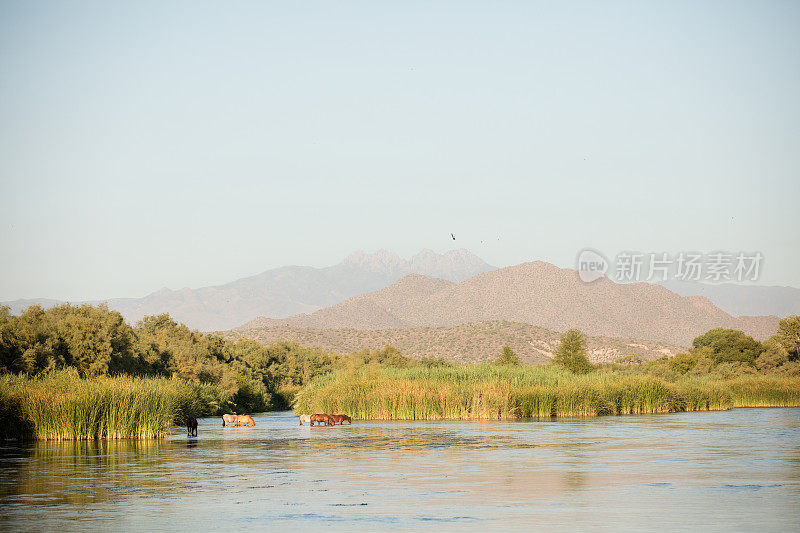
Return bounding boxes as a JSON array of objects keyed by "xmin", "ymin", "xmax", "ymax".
[
  {"xmin": 244, "ymin": 262, "xmax": 780, "ymax": 346},
  {"xmin": 1, "ymin": 249, "xmax": 496, "ymax": 331},
  {"xmin": 227, "ymin": 321, "xmax": 683, "ymax": 364},
  {"xmin": 659, "ymin": 280, "xmax": 800, "ymax": 318}
]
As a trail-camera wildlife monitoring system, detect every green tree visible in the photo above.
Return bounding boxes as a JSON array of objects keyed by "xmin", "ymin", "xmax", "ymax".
[
  {"xmin": 553, "ymin": 329, "xmax": 593, "ymax": 374},
  {"xmin": 691, "ymin": 328, "xmax": 764, "ymax": 366},
  {"xmin": 775, "ymin": 315, "xmax": 800, "ymax": 362},
  {"xmin": 686, "ymin": 347, "xmax": 715, "ymax": 375},
  {"xmin": 53, "ymin": 303, "xmax": 140, "ymax": 376},
  {"xmin": 369, "ymin": 345, "xmax": 411, "ymax": 367},
  {"xmin": 756, "ymin": 336, "xmax": 790, "ymax": 372},
  {"xmin": 669, "ymin": 351, "xmax": 697, "ymax": 374},
  {"xmin": 416, "ymin": 356, "xmax": 451, "ymax": 368},
  {"xmin": 3, "ymin": 304, "xmax": 62, "ymax": 374},
  {"xmin": 0, "ymin": 303, "xmax": 143, "ymax": 377},
  {"xmin": 0, "ymin": 306, "xmax": 21, "ymax": 373},
  {"xmin": 494, "ymin": 345, "xmax": 521, "ymax": 366}
]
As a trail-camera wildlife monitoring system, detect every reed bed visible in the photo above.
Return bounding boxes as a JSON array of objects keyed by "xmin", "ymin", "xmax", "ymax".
[
  {"xmin": 725, "ymin": 376, "xmax": 800, "ymax": 407},
  {"xmin": 293, "ymin": 365, "xmax": 800, "ymax": 420},
  {"xmin": 0, "ymin": 371, "xmax": 229, "ymax": 440}
]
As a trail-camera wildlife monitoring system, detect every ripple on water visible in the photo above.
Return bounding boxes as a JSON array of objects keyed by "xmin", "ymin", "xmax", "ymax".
[
  {"xmin": 0, "ymin": 408, "xmax": 798, "ymax": 532},
  {"xmin": 719, "ymin": 484, "xmax": 783, "ymax": 491}
]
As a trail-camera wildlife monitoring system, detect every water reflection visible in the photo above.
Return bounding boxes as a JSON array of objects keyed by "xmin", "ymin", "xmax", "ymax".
[
  {"xmin": 0, "ymin": 408, "xmax": 798, "ymax": 531},
  {"xmin": 0, "ymin": 439, "xmax": 169, "ymax": 507}
]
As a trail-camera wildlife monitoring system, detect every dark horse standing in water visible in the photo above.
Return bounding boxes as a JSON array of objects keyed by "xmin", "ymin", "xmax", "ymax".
[{"xmin": 187, "ymin": 417, "xmax": 198, "ymax": 437}]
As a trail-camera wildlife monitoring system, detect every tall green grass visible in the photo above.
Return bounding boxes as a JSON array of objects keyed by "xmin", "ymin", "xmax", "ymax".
[
  {"xmin": 0, "ymin": 371, "xmax": 230, "ymax": 440},
  {"xmin": 726, "ymin": 376, "xmax": 800, "ymax": 407},
  {"xmin": 293, "ymin": 365, "xmax": 800, "ymax": 420}
]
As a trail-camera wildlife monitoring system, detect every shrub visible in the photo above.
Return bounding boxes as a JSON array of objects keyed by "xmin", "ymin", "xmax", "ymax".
[
  {"xmin": 494, "ymin": 346, "xmax": 521, "ymax": 366},
  {"xmin": 553, "ymin": 329, "xmax": 594, "ymax": 374},
  {"xmin": 692, "ymin": 328, "xmax": 764, "ymax": 366}
]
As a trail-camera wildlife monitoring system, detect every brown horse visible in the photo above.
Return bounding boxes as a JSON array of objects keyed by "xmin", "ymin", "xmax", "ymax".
[
  {"xmin": 235, "ymin": 414, "xmax": 256, "ymax": 427},
  {"xmin": 186, "ymin": 417, "xmax": 198, "ymax": 436},
  {"xmin": 222, "ymin": 414, "xmax": 237, "ymax": 426},
  {"xmin": 330, "ymin": 414, "xmax": 352, "ymax": 425},
  {"xmin": 309, "ymin": 414, "xmax": 334, "ymax": 426}
]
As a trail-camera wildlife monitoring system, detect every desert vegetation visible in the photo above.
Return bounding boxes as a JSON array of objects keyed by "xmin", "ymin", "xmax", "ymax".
[
  {"xmin": 0, "ymin": 303, "xmax": 415, "ymax": 439},
  {"xmin": 293, "ymin": 366, "xmax": 800, "ymax": 420},
  {"xmin": 226, "ymin": 320, "xmax": 684, "ymax": 364},
  {"xmin": 294, "ymin": 318, "xmax": 800, "ymax": 420},
  {"xmin": 1, "ymin": 303, "xmax": 798, "ymax": 437},
  {"xmin": 0, "ymin": 303, "xmax": 351, "ymax": 411},
  {"xmin": 0, "ymin": 370, "xmax": 225, "ymax": 440}
]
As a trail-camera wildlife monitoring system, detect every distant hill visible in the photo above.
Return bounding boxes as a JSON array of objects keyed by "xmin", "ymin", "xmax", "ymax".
[
  {"xmin": 226, "ymin": 320, "xmax": 684, "ymax": 364},
  {"xmin": 244, "ymin": 262, "xmax": 780, "ymax": 346},
  {"xmin": 1, "ymin": 249, "xmax": 495, "ymax": 331},
  {"xmin": 659, "ymin": 280, "xmax": 800, "ymax": 318},
  {"xmin": 2, "ymin": 298, "xmax": 64, "ymax": 316}
]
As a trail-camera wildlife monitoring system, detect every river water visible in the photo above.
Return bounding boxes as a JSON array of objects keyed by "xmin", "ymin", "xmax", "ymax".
[{"xmin": 1, "ymin": 408, "xmax": 798, "ymax": 531}]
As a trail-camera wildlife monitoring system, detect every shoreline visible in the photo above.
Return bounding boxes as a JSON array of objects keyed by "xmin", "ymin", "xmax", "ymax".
[{"xmin": 293, "ymin": 366, "xmax": 800, "ymax": 421}]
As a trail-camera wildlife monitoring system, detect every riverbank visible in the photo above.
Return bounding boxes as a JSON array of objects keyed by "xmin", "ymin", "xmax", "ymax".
[
  {"xmin": 5, "ymin": 365, "xmax": 798, "ymax": 439},
  {"xmin": 293, "ymin": 365, "xmax": 800, "ymax": 419},
  {"xmin": 0, "ymin": 371, "xmax": 230, "ymax": 440}
]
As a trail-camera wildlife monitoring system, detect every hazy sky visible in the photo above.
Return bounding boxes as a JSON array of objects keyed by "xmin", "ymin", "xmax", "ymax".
[{"xmin": 1, "ymin": 1, "xmax": 799, "ymax": 301}]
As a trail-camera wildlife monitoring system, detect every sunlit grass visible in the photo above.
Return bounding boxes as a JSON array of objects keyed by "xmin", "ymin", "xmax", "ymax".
[
  {"xmin": 0, "ymin": 371, "xmax": 230, "ymax": 440},
  {"xmin": 293, "ymin": 365, "xmax": 800, "ymax": 420},
  {"xmin": 725, "ymin": 376, "xmax": 800, "ymax": 407}
]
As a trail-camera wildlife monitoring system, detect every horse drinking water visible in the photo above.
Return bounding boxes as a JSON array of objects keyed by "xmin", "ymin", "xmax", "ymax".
[
  {"xmin": 309, "ymin": 414, "xmax": 334, "ymax": 426},
  {"xmin": 186, "ymin": 417, "xmax": 198, "ymax": 437},
  {"xmin": 234, "ymin": 414, "xmax": 256, "ymax": 427}
]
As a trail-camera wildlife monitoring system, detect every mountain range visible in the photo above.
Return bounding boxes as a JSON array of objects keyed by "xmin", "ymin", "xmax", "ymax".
[
  {"xmin": 659, "ymin": 280, "xmax": 800, "ymax": 318},
  {"xmin": 242, "ymin": 261, "xmax": 780, "ymax": 346},
  {"xmin": 3, "ymin": 251, "xmax": 796, "ymax": 348},
  {"xmin": 1, "ymin": 249, "xmax": 496, "ymax": 331}
]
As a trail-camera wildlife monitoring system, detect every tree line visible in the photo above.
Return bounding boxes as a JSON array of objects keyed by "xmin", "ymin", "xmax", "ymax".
[
  {"xmin": 0, "ymin": 303, "xmax": 425, "ymax": 412},
  {"xmin": 2, "ymin": 303, "xmax": 798, "ymax": 411},
  {"xmin": 493, "ymin": 318, "xmax": 800, "ymax": 377}
]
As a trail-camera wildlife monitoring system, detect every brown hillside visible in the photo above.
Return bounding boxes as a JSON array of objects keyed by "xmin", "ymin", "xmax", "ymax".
[
  {"xmin": 241, "ymin": 262, "xmax": 778, "ymax": 346},
  {"xmin": 243, "ymin": 275, "xmax": 454, "ymax": 330},
  {"xmin": 227, "ymin": 321, "xmax": 684, "ymax": 364}
]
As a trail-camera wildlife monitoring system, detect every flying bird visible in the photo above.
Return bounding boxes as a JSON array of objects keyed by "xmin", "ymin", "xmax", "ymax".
[{"xmin": 450, "ymin": 233, "xmax": 456, "ymax": 240}]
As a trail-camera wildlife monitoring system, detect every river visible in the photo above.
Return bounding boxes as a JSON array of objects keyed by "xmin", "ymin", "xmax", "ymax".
[{"xmin": 1, "ymin": 408, "xmax": 798, "ymax": 531}]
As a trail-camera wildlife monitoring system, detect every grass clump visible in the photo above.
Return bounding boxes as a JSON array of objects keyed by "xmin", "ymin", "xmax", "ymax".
[
  {"xmin": 0, "ymin": 370, "xmax": 230, "ymax": 440},
  {"xmin": 293, "ymin": 365, "xmax": 800, "ymax": 420}
]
